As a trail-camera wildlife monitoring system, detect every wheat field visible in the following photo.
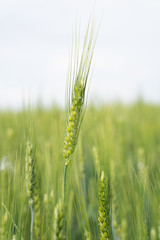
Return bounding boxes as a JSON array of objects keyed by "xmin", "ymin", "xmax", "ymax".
[{"xmin": 0, "ymin": 102, "xmax": 160, "ymax": 239}]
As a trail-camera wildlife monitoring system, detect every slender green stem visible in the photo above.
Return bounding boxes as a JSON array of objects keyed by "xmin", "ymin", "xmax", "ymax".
[
  {"xmin": 30, "ymin": 203, "xmax": 34, "ymax": 240},
  {"xmin": 63, "ymin": 164, "xmax": 68, "ymax": 203}
]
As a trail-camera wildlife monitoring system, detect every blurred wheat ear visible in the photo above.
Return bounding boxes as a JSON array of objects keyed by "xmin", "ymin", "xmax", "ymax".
[
  {"xmin": 25, "ymin": 141, "xmax": 38, "ymax": 240},
  {"xmin": 84, "ymin": 229, "xmax": 91, "ymax": 240},
  {"xmin": 98, "ymin": 171, "xmax": 112, "ymax": 240},
  {"xmin": 53, "ymin": 199, "xmax": 65, "ymax": 240}
]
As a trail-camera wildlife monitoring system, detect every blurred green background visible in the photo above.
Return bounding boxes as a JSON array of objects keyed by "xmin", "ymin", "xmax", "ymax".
[{"xmin": 0, "ymin": 101, "xmax": 160, "ymax": 239}]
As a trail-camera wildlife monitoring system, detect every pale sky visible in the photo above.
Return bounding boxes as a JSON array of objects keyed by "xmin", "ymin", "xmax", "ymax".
[{"xmin": 0, "ymin": 0, "xmax": 160, "ymax": 109}]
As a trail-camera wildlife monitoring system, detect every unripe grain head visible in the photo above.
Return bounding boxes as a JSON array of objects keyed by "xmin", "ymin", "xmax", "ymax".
[
  {"xmin": 98, "ymin": 171, "xmax": 112, "ymax": 240},
  {"xmin": 63, "ymin": 18, "xmax": 97, "ymax": 165},
  {"xmin": 25, "ymin": 141, "xmax": 36, "ymax": 204},
  {"xmin": 53, "ymin": 200, "xmax": 65, "ymax": 240},
  {"xmin": 84, "ymin": 230, "xmax": 91, "ymax": 240}
]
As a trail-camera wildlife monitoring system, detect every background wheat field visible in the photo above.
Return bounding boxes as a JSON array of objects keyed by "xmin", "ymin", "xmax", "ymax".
[{"xmin": 0, "ymin": 101, "xmax": 160, "ymax": 240}]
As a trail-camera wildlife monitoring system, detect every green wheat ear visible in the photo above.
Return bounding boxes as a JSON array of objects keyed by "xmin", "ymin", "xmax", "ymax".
[
  {"xmin": 25, "ymin": 141, "xmax": 36, "ymax": 205},
  {"xmin": 25, "ymin": 140, "xmax": 36, "ymax": 240},
  {"xmin": 84, "ymin": 230, "xmax": 91, "ymax": 240},
  {"xmin": 98, "ymin": 171, "xmax": 112, "ymax": 240},
  {"xmin": 53, "ymin": 199, "xmax": 65, "ymax": 240},
  {"xmin": 63, "ymin": 18, "xmax": 98, "ymax": 166},
  {"xmin": 33, "ymin": 182, "xmax": 41, "ymax": 240}
]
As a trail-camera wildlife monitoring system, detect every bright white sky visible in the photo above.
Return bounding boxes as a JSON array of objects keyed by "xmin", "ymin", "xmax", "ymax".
[{"xmin": 0, "ymin": 0, "xmax": 160, "ymax": 109}]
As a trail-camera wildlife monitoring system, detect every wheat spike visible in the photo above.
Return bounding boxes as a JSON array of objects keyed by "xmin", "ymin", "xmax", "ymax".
[
  {"xmin": 84, "ymin": 230, "xmax": 91, "ymax": 240},
  {"xmin": 63, "ymin": 18, "xmax": 97, "ymax": 166},
  {"xmin": 33, "ymin": 182, "xmax": 41, "ymax": 240},
  {"xmin": 25, "ymin": 141, "xmax": 36, "ymax": 205},
  {"xmin": 53, "ymin": 200, "xmax": 65, "ymax": 240},
  {"xmin": 98, "ymin": 171, "xmax": 112, "ymax": 240}
]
